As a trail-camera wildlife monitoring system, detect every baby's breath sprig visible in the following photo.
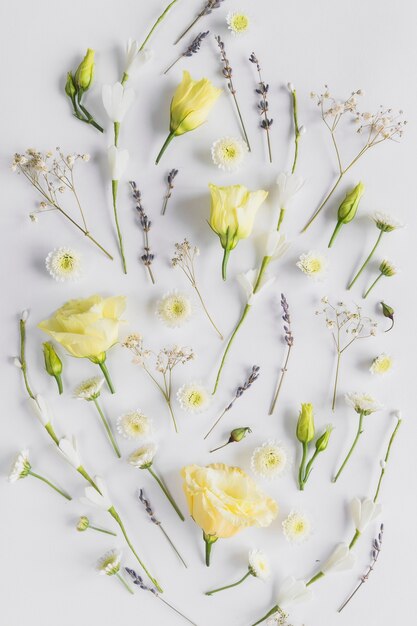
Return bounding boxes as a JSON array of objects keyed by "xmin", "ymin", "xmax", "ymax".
[
  {"xmin": 129, "ymin": 181, "xmax": 155, "ymax": 284},
  {"xmin": 302, "ymin": 87, "xmax": 406, "ymax": 232},
  {"xmin": 317, "ymin": 298, "xmax": 377, "ymax": 410},
  {"xmin": 269, "ymin": 294, "xmax": 294, "ymax": 415},
  {"xmin": 162, "ymin": 168, "xmax": 179, "ymax": 215},
  {"xmin": 204, "ymin": 365, "xmax": 260, "ymax": 439},
  {"xmin": 174, "ymin": 0, "xmax": 224, "ymax": 45},
  {"xmin": 12, "ymin": 149, "xmax": 112, "ymax": 259},
  {"xmin": 215, "ymin": 35, "xmax": 251, "ymax": 151},
  {"xmin": 172, "ymin": 239, "xmax": 223, "ymax": 339},
  {"xmin": 164, "ymin": 31, "xmax": 209, "ymax": 75},
  {"xmin": 249, "ymin": 53, "xmax": 273, "ymax": 162}
]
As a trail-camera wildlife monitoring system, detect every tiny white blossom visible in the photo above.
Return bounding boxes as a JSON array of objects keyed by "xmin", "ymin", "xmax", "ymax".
[
  {"xmin": 350, "ymin": 497, "xmax": 381, "ymax": 532},
  {"xmin": 296, "ymin": 251, "xmax": 327, "ymax": 278},
  {"xmin": 251, "ymin": 441, "xmax": 289, "ymax": 479},
  {"xmin": 156, "ymin": 290, "xmax": 193, "ymax": 328},
  {"xmin": 370, "ymin": 353, "xmax": 393, "ymax": 375},
  {"xmin": 276, "ymin": 172, "xmax": 304, "ymax": 209},
  {"xmin": 128, "ymin": 443, "xmax": 157, "ymax": 469},
  {"xmin": 321, "ymin": 543, "xmax": 356, "ymax": 574},
  {"xmin": 226, "ymin": 11, "xmax": 250, "ymax": 35},
  {"xmin": 74, "ymin": 377, "xmax": 105, "ymax": 401},
  {"xmin": 248, "ymin": 549, "xmax": 270, "ymax": 580},
  {"xmin": 58, "ymin": 437, "xmax": 81, "ymax": 469},
  {"xmin": 9, "ymin": 449, "xmax": 31, "ymax": 482},
  {"xmin": 345, "ymin": 392, "xmax": 382, "ymax": 415},
  {"xmin": 282, "ymin": 511, "xmax": 311, "ymax": 544},
  {"xmin": 96, "ymin": 549, "xmax": 122, "ymax": 576},
  {"xmin": 373, "ymin": 211, "xmax": 404, "ymax": 232}
]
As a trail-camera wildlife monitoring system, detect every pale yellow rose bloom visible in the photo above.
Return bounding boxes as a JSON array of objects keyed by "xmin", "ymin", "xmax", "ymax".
[
  {"xmin": 182, "ymin": 463, "xmax": 278, "ymax": 539},
  {"xmin": 208, "ymin": 183, "xmax": 268, "ymax": 279}
]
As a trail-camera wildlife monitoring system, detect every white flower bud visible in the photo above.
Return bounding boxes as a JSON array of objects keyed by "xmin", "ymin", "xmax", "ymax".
[
  {"xmin": 21, "ymin": 310, "xmax": 29, "ymax": 322},
  {"xmin": 393, "ymin": 409, "xmax": 402, "ymax": 421},
  {"xmin": 29, "ymin": 394, "xmax": 50, "ymax": 426},
  {"xmin": 287, "ymin": 82, "xmax": 295, "ymax": 92},
  {"xmin": 13, "ymin": 357, "xmax": 22, "ymax": 368},
  {"xmin": 380, "ymin": 460, "xmax": 386, "ymax": 469},
  {"xmin": 299, "ymin": 125, "xmax": 307, "ymax": 135}
]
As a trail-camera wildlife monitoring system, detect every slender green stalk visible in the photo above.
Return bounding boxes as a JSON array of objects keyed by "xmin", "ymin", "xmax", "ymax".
[
  {"xmin": 331, "ymin": 352, "xmax": 341, "ymax": 411},
  {"xmin": 93, "ymin": 398, "xmax": 121, "ymax": 458},
  {"xmin": 77, "ymin": 466, "xmax": 100, "ymax": 491},
  {"xmin": 221, "ymin": 248, "xmax": 230, "ymax": 280},
  {"xmin": 204, "ymin": 532, "xmax": 217, "ymax": 566},
  {"xmin": 363, "ymin": 273, "xmax": 383, "ymax": 299},
  {"xmin": 53, "ymin": 374, "xmax": 63, "ymax": 395},
  {"xmin": 116, "ymin": 572, "xmax": 134, "ymax": 594},
  {"xmin": 298, "ymin": 442, "xmax": 308, "ymax": 490},
  {"xmin": 301, "ymin": 173, "xmax": 344, "ymax": 233},
  {"xmin": 269, "ymin": 344, "xmax": 292, "ymax": 415},
  {"xmin": 304, "ymin": 448, "xmax": 320, "ymax": 483},
  {"xmin": 174, "ymin": 8, "xmax": 203, "ymax": 45},
  {"xmin": 90, "ymin": 525, "xmax": 117, "ymax": 536},
  {"xmin": 111, "ymin": 180, "xmax": 127, "ymax": 274},
  {"xmin": 347, "ymin": 231, "xmax": 384, "ymax": 290},
  {"xmin": 148, "ymin": 467, "xmax": 184, "ymax": 521},
  {"xmin": 205, "ymin": 570, "xmax": 251, "ymax": 595},
  {"xmin": 349, "ymin": 529, "xmax": 361, "ymax": 550},
  {"xmin": 155, "ymin": 132, "xmax": 176, "ymax": 164},
  {"xmin": 19, "ymin": 318, "xmax": 35, "ymax": 400},
  {"xmin": 158, "ymin": 525, "xmax": 187, "ymax": 568},
  {"xmin": 276, "ymin": 208, "xmax": 285, "ymax": 231},
  {"xmin": 28, "ymin": 470, "xmax": 72, "ymax": 500},
  {"xmin": 98, "ymin": 359, "xmax": 115, "ymax": 395},
  {"xmin": 212, "ymin": 306, "xmax": 250, "ymax": 394},
  {"xmin": 158, "ymin": 597, "xmax": 198, "ymax": 626},
  {"xmin": 328, "ymin": 220, "xmax": 344, "ymax": 248},
  {"xmin": 194, "ymin": 285, "xmax": 223, "ymax": 340},
  {"xmin": 290, "ymin": 88, "xmax": 301, "ymax": 173},
  {"xmin": 114, "ymin": 122, "xmax": 120, "ymax": 147},
  {"xmin": 306, "ymin": 571, "xmax": 325, "ymax": 586},
  {"xmin": 141, "ymin": 0, "xmax": 180, "ymax": 50},
  {"xmin": 333, "ymin": 412, "xmax": 364, "ymax": 482},
  {"xmin": 373, "ymin": 415, "xmax": 402, "ymax": 502},
  {"xmin": 250, "ymin": 606, "xmax": 280, "ymax": 626}
]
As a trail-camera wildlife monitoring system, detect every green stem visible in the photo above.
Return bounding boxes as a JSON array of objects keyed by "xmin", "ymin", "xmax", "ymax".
[
  {"xmin": 148, "ymin": 467, "xmax": 184, "ymax": 521},
  {"xmin": 250, "ymin": 606, "xmax": 279, "ymax": 626},
  {"xmin": 19, "ymin": 318, "xmax": 35, "ymax": 400},
  {"xmin": 301, "ymin": 173, "xmax": 344, "ymax": 233},
  {"xmin": 155, "ymin": 132, "xmax": 176, "ymax": 164},
  {"xmin": 304, "ymin": 448, "xmax": 320, "ymax": 483},
  {"xmin": 93, "ymin": 398, "xmax": 121, "ymax": 458},
  {"xmin": 114, "ymin": 122, "xmax": 120, "ymax": 147},
  {"xmin": 158, "ymin": 525, "xmax": 188, "ymax": 568},
  {"xmin": 121, "ymin": 72, "xmax": 129, "ymax": 86},
  {"xmin": 111, "ymin": 180, "xmax": 127, "ymax": 274},
  {"xmin": 44, "ymin": 422, "xmax": 60, "ymax": 446},
  {"xmin": 291, "ymin": 89, "xmax": 300, "ymax": 174},
  {"xmin": 116, "ymin": 572, "xmax": 134, "ymax": 594},
  {"xmin": 203, "ymin": 533, "xmax": 218, "ymax": 567},
  {"xmin": 28, "ymin": 470, "xmax": 71, "ymax": 500},
  {"xmin": 77, "ymin": 101, "xmax": 104, "ymax": 133},
  {"xmin": 328, "ymin": 220, "xmax": 344, "ymax": 248},
  {"xmin": 347, "ymin": 231, "xmax": 384, "ymax": 290},
  {"xmin": 209, "ymin": 441, "xmax": 230, "ymax": 454},
  {"xmin": 141, "ymin": 0, "xmax": 180, "ymax": 50},
  {"xmin": 373, "ymin": 416, "xmax": 402, "ymax": 502},
  {"xmin": 269, "ymin": 345, "xmax": 292, "ymax": 415},
  {"xmin": 166, "ymin": 397, "xmax": 178, "ymax": 433},
  {"xmin": 109, "ymin": 506, "xmax": 163, "ymax": 593},
  {"xmin": 77, "ymin": 465, "xmax": 100, "ymax": 491},
  {"xmin": 277, "ymin": 208, "xmax": 285, "ymax": 231},
  {"xmin": 306, "ymin": 571, "xmax": 325, "ymax": 586},
  {"xmin": 174, "ymin": 12, "xmax": 202, "ymax": 45},
  {"xmin": 349, "ymin": 529, "xmax": 361, "ymax": 549},
  {"xmin": 331, "ymin": 351, "xmax": 341, "ymax": 411},
  {"xmin": 90, "ymin": 525, "xmax": 117, "ymax": 536},
  {"xmin": 54, "ymin": 374, "xmax": 63, "ymax": 395},
  {"xmin": 194, "ymin": 285, "xmax": 223, "ymax": 340},
  {"xmin": 231, "ymin": 91, "xmax": 251, "ymax": 152},
  {"xmin": 205, "ymin": 570, "xmax": 251, "ymax": 595},
  {"xmin": 298, "ymin": 442, "xmax": 308, "ymax": 490},
  {"xmin": 221, "ymin": 248, "xmax": 231, "ymax": 281},
  {"xmin": 158, "ymin": 597, "xmax": 198, "ymax": 626},
  {"xmin": 333, "ymin": 412, "xmax": 364, "ymax": 482},
  {"xmin": 98, "ymin": 360, "xmax": 115, "ymax": 394},
  {"xmin": 363, "ymin": 273, "xmax": 383, "ymax": 299},
  {"xmin": 212, "ymin": 305, "xmax": 250, "ymax": 394}
]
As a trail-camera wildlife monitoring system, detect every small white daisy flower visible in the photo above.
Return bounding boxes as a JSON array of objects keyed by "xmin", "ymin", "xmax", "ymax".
[
  {"xmin": 156, "ymin": 290, "xmax": 193, "ymax": 328},
  {"xmin": 370, "ymin": 353, "xmax": 393, "ymax": 375},
  {"xmin": 296, "ymin": 251, "xmax": 327, "ymax": 278},
  {"xmin": 248, "ymin": 549, "xmax": 270, "ymax": 580},
  {"xmin": 373, "ymin": 211, "xmax": 403, "ymax": 232},
  {"xmin": 9, "ymin": 450, "xmax": 31, "ymax": 483},
  {"xmin": 251, "ymin": 441, "xmax": 289, "ymax": 479},
  {"xmin": 226, "ymin": 11, "xmax": 250, "ymax": 35},
  {"xmin": 177, "ymin": 382, "xmax": 211, "ymax": 413},
  {"xmin": 128, "ymin": 443, "xmax": 157, "ymax": 469},
  {"xmin": 345, "ymin": 392, "xmax": 382, "ymax": 415},
  {"xmin": 96, "ymin": 549, "xmax": 122, "ymax": 576},
  {"xmin": 282, "ymin": 511, "xmax": 311, "ymax": 544},
  {"xmin": 211, "ymin": 136, "xmax": 248, "ymax": 172},
  {"xmin": 117, "ymin": 410, "xmax": 152, "ymax": 439},
  {"xmin": 45, "ymin": 247, "xmax": 81, "ymax": 282},
  {"xmin": 74, "ymin": 377, "xmax": 105, "ymax": 401}
]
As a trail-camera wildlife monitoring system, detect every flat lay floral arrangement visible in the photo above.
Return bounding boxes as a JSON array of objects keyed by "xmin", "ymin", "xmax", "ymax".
[{"xmin": 8, "ymin": 2, "xmax": 408, "ymax": 625}]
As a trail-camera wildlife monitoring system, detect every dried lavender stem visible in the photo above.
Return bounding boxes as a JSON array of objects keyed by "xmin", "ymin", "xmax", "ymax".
[
  {"xmin": 256, "ymin": 65, "xmax": 272, "ymax": 163},
  {"xmin": 269, "ymin": 345, "xmax": 292, "ymax": 414},
  {"xmin": 164, "ymin": 31, "xmax": 209, "ymax": 74}
]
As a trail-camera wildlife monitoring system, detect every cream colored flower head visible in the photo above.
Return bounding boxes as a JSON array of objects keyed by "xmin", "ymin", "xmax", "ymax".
[
  {"xmin": 345, "ymin": 392, "xmax": 382, "ymax": 415},
  {"xmin": 211, "ymin": 136, "xmax": 248, "ymax": 172},
  {"xmin": 248, "ymin": 549, "xmax": 270, "ymax": 580},
  {"xmin": 373, "ymin": 211, "xmax": 403, "ymax": 232},
  {"xmin": 76, "ymin": 516, "xmax": 90, "ymax": 531},
  {"xmin": 370, "ymin": 353, "xmax": 393, "ymax": 375},
  {"xmin": 96, "ymin": 549, "xmax": 122, "ymax": 576},
  {"xmin": 45, "ymin": 248, "xmax": 82, "ymax": 282},
  {"xmin": 9, "ymin": 450, "xmax": 31, "ymax": 483},
  {"xmin": 74, "ymin": 376, "xmax": 105, "ymax": 401},
  {"xmin": 117, "ymin": 410, "xmax": 151, "ymax": 439},
  {"xmin": 227, "ymin": 11, "xmax": 250, "ymax": 35},
  {"xmin": 128, "ymin": 443, "xmax": 157, "ymax": 469},
  {"xmin": 251, "ymin": 441, "xmax": 289, "ymax": 479},
  {"xmin": 296, "ymin": 251, "xmax": 327, "ymax": 278},
  {"xmin": 282, "ymin": 510, "xmax": 311, "ymax": 544},
  {"xmin": 379, "ymin": 259, "xmax": 398, "ymax": 277},
  {"xmin": 156, "ymin": 290, "xmax": 193, "ymax": 328},
  {"xmin": 177, "ymin": 382, "xmax": 211, "ymax": 413}
]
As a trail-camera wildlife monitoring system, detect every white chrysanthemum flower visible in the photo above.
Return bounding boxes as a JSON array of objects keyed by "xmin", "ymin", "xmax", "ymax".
[
  {"xmin": 9, "ymin": 450, "xmax": 31, "ymax": 483},
  {"xmin": 251, "ymin": 441, "xmax": 289, "ymax": 479},
  {"xmin": 370, "ymin": 353, "xmax": 393, "ymax": 375},
  {"xmin": 321, "ymin": 543, "xmax": 356, "ymax": 574},
  {"xmin": 45, "ymin": 248, "xmax": 81, "ymax": 282},
  {"xmin": 296, "ymin": 251, "xmax": 327, "ymax": 278},
  {"xmin": 117, "ymin": 410, "xmax": 152, "ymax": 439},
  {"xmin": 226, "ymin": 11, "xmax": 250, "ymax": 35},
  {"xmin": 373, "ymin": 211, "xmax": 404, "ymax": 232},
  {"xmin": 177, "ymin": 382, "xmax": 211, "ymax": 413},
  {"xmin": 74, "ymin": 377, "xmax": 105, "ymax": 401},
  {"xmin": 156, "ymin": 290, "xmax": 193, "ymax": 328},
  {"xmin": 282, "ymin": 511, "xmax": 311, "ymax": 544},
  {"xmin": 128, "ymin": 443, "xmax": 157, "ymax": 469},
  {"xmin": 345, "ymin": 392, "xmax": 382, "ymax": 415},
  {"xmin": 211, "ymin": 136, "xmax": 248, "ymax": 171},
  {"xmin": 96, "ymin": 549, "xmax": 122, "ymax": 576},
  {"xmin": 248, "ymin": 549, "xmax": 270, "ymax": 580},
  {"xmin": 350, "ymin": 497, "xmax": 382, "ymax": 533}
]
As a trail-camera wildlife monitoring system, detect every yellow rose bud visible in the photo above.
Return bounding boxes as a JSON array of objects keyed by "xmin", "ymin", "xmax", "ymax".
[
  {"xmin": 42, "ymin": 342, "xmax": 63, "ymax": 394},
  {"xmin": 296, "ymin": 403, "xmax": 315, "ymax": 444},
  {"xmin": 315, "ymin": 424, "xmax": 333, "ymax": 453},
  {"xmin": 208, "ymin": 183, "xmax": 268, "ymax": 279},
  {"xmin": 328, "ymin": 182, "xmax": 364, "ymax": 248},
  {"xmin": 156, "ymin": 71, "xmax": 221, "ymax": 164},
  {"xmin": 74, "ymin": 48, "xmax": 95, "ymax": 92}
]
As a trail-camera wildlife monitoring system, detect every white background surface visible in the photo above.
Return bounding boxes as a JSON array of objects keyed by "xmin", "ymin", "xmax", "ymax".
[{"xmin": 1, "ymin": 1, "xmax": 416, "ymax": 625}]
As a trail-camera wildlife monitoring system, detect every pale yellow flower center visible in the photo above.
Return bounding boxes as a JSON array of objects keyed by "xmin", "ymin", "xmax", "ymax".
[
  {"xmin": 222, "ymin": 144, "xmax": 238, "ymax": 160},
  {"xmin": 57, "ymin": 253, "xmax": 76, "ymax": 273},
  {"xmin": 187, "ymin": 390, "xmax": 204, "ymax": 406},
  {"xmin": 230, "ymin": 14, "xmax": 249, "ymax": 32}
]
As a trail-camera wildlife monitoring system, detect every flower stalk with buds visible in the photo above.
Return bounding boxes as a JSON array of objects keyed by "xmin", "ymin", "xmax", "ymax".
[
  {"xmin": 206, "ymin": 549, "xmax": 270, "ymax": 595},
  {"xmin": 162, "ymin": 169, "xmax": 179, "ymax": 215},
  {"xmin": 249, "ymin": 53, "xmax": 273, "ymax": 162},
  {"xmin": 380, "ymin": 301, "xmax": 395, "ymax": 331},
  {"xmin": 288, "ymin": 82, "xmax": 305, "ymax": 173},
  {"xmin": 65, "ymin": 49, "xmax": 104, "ymax": 133},
  {"xmin": 174, "ymin": 0, "xmax": 224, "ymax": 45},
  {"xmin": 42, "ymin": 342, "xmax": 63, "ymax": 394},
  {"xmin": 269, "ymin": 294, "xmax": 294, "ymax": 414},
  {"xmin": 130, "ymin": 181, "xmax": 155, "ymax": 283},
  {"xmin": 328, "ymin": 182, "xmax": 364, "ymax": 248},
  {"xmin": 210, "ymin": 427, "xmax": 252, "ymax": 453},
  {"xmin": 164, "ymin": 31, "xmax": 209, "ymax": 74},
  {"xmin": 296, "ymin": 404, "xmax": 333, "ymax": 490},
  {"xmin": 363, "ymin": 259, "xmax": 397, "ymax": 298}
]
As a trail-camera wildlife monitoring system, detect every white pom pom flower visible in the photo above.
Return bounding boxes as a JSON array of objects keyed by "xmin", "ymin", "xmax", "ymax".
[
  {"xmin": 282, "ymin": 510, "xmax": 312, "ymax": 544},
  {"xmin": 116, "ymin": 410, "xmax": 152, "ymax": 439},
  {"xmin": 45, "ymin": 248, "xmax": 81, "ymax": 282},
  {"xmin": 177, "ymin": 382, "xmax": 211, "ymax": 413},
  {"xmin": 251, "ymin": 441, "xmax": 289, "ymax": 479},
  {"xmin": 156, "ymin": 290, "xmax": 193, "ymax": 328},
  {"xmin": 211, "ymin": 136, "xmax": 248, "ymax": 171}
]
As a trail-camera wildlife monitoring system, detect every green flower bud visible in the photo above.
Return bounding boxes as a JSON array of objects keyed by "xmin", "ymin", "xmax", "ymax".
[
  {"xmin": 65, "ymin": 72, "xmax": 77, "ymax": 100},
  {"xmin": 380, "ymin": 301, "xmax": 394, "ymax": 332},
  {"xmin": 74, "ymin": 48, "xmax": 95, "ymax": 91},
  {"xmin": 296, "ymin": 403, "xmax": 315, "ymax": 444},
  {"xmin": 43, "ymin": 342, "xmax": 63, "ymax": 394},
  {"xmin": 315, "ymin": 424, "xmax": 333, "ymax": 453},
  {"xmin": 379, "ymin": 259, "xmax": 397, "ymax": 277},
  {"xmin": 229, "ymin": 427, "xmax": 252, "ymax": 443},
  {"xmin": 76, "ymin": 516, "xmax": 90, "ymax": 531},
  {"xmin": 328, "ymin": 182, "xmax": 364, "ymax": 248}
]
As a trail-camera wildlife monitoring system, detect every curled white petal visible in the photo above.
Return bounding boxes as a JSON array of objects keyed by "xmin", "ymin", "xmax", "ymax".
[
  {"xmin": 102, "ymin": 82, "xmax": 135, "ymax": 123},
  {"xmin": 238, "ymin": 269, "xmax": 275, "ymax": 305},
  {"xmin": 321, "ymin": 543, "xmax": 357, "ymax": 574},
  {"xmin": 350, "ymin": 497, "xmax": 381, "ymax": 532},
  {"xmin": 84, "ymin": 476, "xmax": 112, "ymax": 510},
  {"xmin": 276, "ymin": 576, "xmax": 313, "ymax": 609},
  {"xmin": 108, "ymin": 146, "xmax": 129, "ymax": 181},
  {"xmin": 276, "ymin": 172, "xmax": 304, "ymax": 209},
  {"xmin": 58, "ymin": 437, "xmax": 81, "ymax": 469},
  {"xmin": 29, "ymin": 394, "xmax": 50, "ymax": 426}
]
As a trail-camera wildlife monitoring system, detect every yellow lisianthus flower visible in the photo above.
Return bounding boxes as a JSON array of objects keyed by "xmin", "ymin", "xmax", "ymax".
[
  {"xmin": 208, "ymin": 183, "xmax": 268, "ymax": 279},
  {"xmin": 156, "ymin": 71, "xmax": 221, "ymax": 164},
  {"xmin": 181, "ymin": 463, "xmax": 278, "ymax": 565}
]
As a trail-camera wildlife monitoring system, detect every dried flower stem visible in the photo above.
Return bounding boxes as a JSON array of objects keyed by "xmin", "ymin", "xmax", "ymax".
[
  {"xmin": 147, "ymin": 466, "xmax": 185, "ymax": 521},
  {"xmin": 162, "ymin": 169, "xmax": 179, "ymax": 215},
  {"xmin": 111, "ymin": 180, "xmax": 127, "ymax": 274},
  {"xmin": 333, "ymin": 411, "xmax": 365, "ymax": 482},
  {"xmin": 289, "ymin": 87, "xmax": 301, "ymax": 173},
  {"xmin": 269, "ymin": 294, "xmax": 294, "ymax": 415},
  {"xmin": 348, "ymin": 231, "xmax": 384, "ymax": 290},
  {"xmin": 249, "ymin": 53, "xmax": 273, "ymax": 162},
  {"xmin": 129, "ymin": 181, "xmax": 155, "ymax": 283},
  {"xmin": 92, "ymin": 398, "xmax": 121, "ymax": 458},
  {"xmin": 215, "ymin": 35, "xmax": 251, "ymax": 151},
  {"xmin": 164, "ymin": 31, "xmax": 209, "ymax": 74},
  {"xmin": 174, "ymin": 0, "xmax": 224, "ymax": 45},
  {"xmin": 140, "ymin": 0, "xmax": 181, "ymax": 51}
]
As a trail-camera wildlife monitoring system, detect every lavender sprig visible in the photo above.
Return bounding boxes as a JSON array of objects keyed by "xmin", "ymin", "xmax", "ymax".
[
  {"xmin": 204, "ymin": 365, "xmax": 260, "ymax": 439},
  {"xmin": 215, "ymin": 36, "xmax": 251, "ymax": 151},
  {"xmin": 137, "ymin": 489, "xmax": 187, "ymax": 568},
  {"xmin": 269, "ymin": 294, "xmax": 294, "ymax": 415},
  {"xmin": 126, "ymin": 567, "xmax": 198, "ymax": 625},
  {"xmin": 164, "ymin": 32, "xmax": 209, "ymax": 75},
  {"xmin": 338, "ymin": 524, "xmax": 384, "ymax": 612},
  {"xmin": 249, "ymin": 52, "xmax": 273, "ymax": 162},
  {"xmin": 129, "ymin": 181, "xmax": 155, "ymax": 284},
  {"xmin": 174, "ymin": 0, "xmax": 224, "ymax": 45},
  {"xmin": 162, "ymin": 168, "xmax": 179, "ymax": 215}
]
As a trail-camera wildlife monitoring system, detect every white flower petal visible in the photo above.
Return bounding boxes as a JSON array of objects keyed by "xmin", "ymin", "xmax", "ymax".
[
  {"xmin": 108, "ymin": 146, "xmax": 129, "ymax": 181},
  {"xmin": 277, "ymin": 576, "xmax": 313, "ymax": 608},
  {"xmin": 276, "ymin": 172, "xmax": 304, "ymax": 209},
  {"xmin": 321, "ymin": 543, "xmax": 357, "ymax": 574},
  {"xmin": 58, "ymin": 437, "xmax": 81, "ymax": 468}
]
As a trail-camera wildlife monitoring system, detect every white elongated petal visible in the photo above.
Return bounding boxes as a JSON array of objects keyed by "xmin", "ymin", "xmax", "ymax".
[
  {"xmin": 108, "ymin": 146, "xmax": 129, "ymax": 181},
  {"xmin": 321, "ymin": 543, "xmax": 357, "ymax": 574},
  {"xmin": 276, "ymin": 172, "xmax": 304, "ymax": 209},
  {"xmin": 125, "ymin": 38, "xmax": 140, "ymax": 73},
  {"xmin": 102, "ymin": 82, "xmax": 135, "ymax": 123},
  {"xmin": 58, "ymin": 437, "xmax": 81, "ymax": 468},
  {"xmin": 277, "ymin": 576, "xmax": 313, "ymax": 609},
  {"xmin": 265, "ymin": 231, "xmax": 290, "ymax": 261},
  {"xmin": 351, "ymin": 497, "xmax": 382, "ymax": 532},
  {"xmin": 29, "ymin": 394, "xmax": 50, "ymax": 426},
  {"xmin": 84, "ymin": 476, "xmax": 112, "ymax": 510},
  {"xmin": 238, "ymin": 269, "xmax": 274, "ymax": 305}
]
